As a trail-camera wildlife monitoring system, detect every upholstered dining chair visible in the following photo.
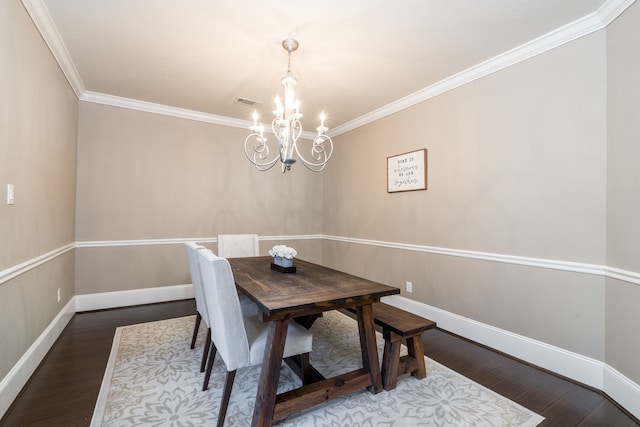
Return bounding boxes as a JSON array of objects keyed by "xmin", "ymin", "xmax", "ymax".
[
  {"xmin": 184, "ymin": 242, "xmax": 211, "ymax": 371},
  {"xmin": 217, "ymin": 234, "xmax": 259, "ymax": 258},
  {"xmin": 184, "ymin": 242, "xmax": 258, "ymax": 375},
  {"xmin": 197, "ymin": 250, "xmax": 313, "ymax": 427}
]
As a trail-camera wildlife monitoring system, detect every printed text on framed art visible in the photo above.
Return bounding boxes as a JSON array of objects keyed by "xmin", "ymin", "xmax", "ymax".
[{"xmin": 387, "ymin": 149, "xmax": 427, "ymax": 193}]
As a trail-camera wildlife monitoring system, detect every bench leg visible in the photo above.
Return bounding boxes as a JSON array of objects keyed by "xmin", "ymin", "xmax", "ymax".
[
  {"xmin": 382, "ymin": 332, "xmax": 427, "ymax": 391},
  {"xmin": 382, "ymin": 331, "xmax": 402, "ymax": 391},
  {"xmin": 406, "ymin": 335, "xmax": 426, "ymax": 379}
]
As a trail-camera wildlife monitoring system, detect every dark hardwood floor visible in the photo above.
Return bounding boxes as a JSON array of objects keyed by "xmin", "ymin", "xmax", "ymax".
[{"xmin": 1, "ymin": 299, "xmax": 638, "ymax": 426}]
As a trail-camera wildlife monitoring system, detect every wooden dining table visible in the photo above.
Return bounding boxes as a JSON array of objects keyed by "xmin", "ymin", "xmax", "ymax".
[{"xmin": 228, "ymin": 256, "xmax": 400, "ymax": 427}]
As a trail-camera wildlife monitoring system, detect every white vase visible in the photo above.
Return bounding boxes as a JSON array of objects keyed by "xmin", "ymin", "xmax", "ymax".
[{"xmin": 274, "ymin": 256, "xmax": 293, "ymax": 268}]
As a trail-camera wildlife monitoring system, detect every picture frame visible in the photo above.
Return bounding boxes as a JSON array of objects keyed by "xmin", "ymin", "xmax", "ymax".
[{"xmin": 387, "ymin": 149, "xmax": 427, "ymax": 193}]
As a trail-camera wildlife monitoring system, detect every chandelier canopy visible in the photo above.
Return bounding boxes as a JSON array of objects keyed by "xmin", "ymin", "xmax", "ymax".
[{"xmin": 243, "ymin": 39, "xmax": 333, "ymax": 173}]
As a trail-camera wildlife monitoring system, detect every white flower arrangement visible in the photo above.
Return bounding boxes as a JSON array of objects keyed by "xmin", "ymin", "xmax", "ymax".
[{"xmin": 268, "ymin": 245, "xmax": 298, "ymax": 259}]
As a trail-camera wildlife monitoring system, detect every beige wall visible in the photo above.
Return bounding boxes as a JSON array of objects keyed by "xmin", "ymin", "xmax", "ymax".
[
  {"xmin": 323, "ymin": 30, "xmax": 608, "ymax": 360},
  {"xmin": 606, "ymin": 1, "xmax": 640, "ymax": 383},
  {"xmin": 0, "ymin": 1, "xmax": 78, "ymax": 379},
  {"xmin": 74, "ymin": 102, "xmax": 323, "ymax": 294},
  {"xmin": 325, "ymin": 32, "xmax": 607, "ymax": 262},
  {"xmin": 3, "ymin": 0, "xmax": 640, "ymax": 407}
]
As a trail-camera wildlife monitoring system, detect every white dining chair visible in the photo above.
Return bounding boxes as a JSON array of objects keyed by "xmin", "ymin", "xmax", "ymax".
[
  {"xmin": 184, "ymin": 243, "xmax": 259, "ymax": 376},
  {"xmin": 197, "ymin": 250, "xmax": 313, "ymax": 426},
  {"xmin": 217, "ymin": 234, "xmax": 259, "ymax": 258},
  {"xmin": 184, "ymin": 242, "xmax": 211, "ymax": 372}
]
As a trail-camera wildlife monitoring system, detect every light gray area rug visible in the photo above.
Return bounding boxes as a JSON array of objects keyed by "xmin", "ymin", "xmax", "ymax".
[{"xmin": 91, "ymin": 311, "xmax": 544, "ymax": 426}]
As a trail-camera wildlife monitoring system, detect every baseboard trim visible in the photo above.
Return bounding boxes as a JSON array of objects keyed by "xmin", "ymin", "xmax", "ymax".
[
  {"xmin": 3, "ymin": 288, "xmax": 639, "ymax": 421},
  {"xmin": 382, "ymin": 295, "xmax": 640, "ymax": 420},
  {"xmin": 0, "ymin": 284, "xmax": 195, "ymax": 419},
  {"xmin": 0, "ymin": 298, "xmax": 75, "ymax": 419},
  {"xmin": 603, "ymin": 364, "xmax": 640, "ymax": 420},
  {"xmin": 74, "ymin": 284, "xmax": 194, "ymax": 312}
]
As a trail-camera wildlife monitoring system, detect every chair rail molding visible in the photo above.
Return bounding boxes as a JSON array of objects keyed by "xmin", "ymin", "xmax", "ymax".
[
  {"xmin": 3, "ymin": 237, "xmax": 640, "ymax": 286},
  {"xmin": 323, "ymin": 234, "xmax": 640, "ymax": 285},
  {"xmin": 2, "ymin": 237, "xmax": 640, "ymax": 420},
  {"xmin": 0, "ymin": 243, "xmax": 74, "ymax": 286},
  {"xmin": 73, "ymin": 234, "xmax": 323, "ymax": 248}
]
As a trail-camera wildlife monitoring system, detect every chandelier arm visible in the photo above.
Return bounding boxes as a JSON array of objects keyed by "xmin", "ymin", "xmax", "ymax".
[
  {"xmin": 291, "ymin": 119, "xmax": 303, "ymax": 142},
  {"xmin": 293, "ymin": 134, "xmax": 334, "ymax": 171},
  {"xmin": 244, "ymin": 133, "xmax": 280, "ymax": 171},
  {"xmin": 242, "ymin": 38, "xmax": 333, "ymax": 173},
  {"xmin": 298, "ymin": 160, "xmax": 328, "ymax": 172}
]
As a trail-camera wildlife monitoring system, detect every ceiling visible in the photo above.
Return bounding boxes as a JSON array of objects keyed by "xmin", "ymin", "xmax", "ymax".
[{"xmin": 25, "ymin": 0, "xmax": 627, "ymax": 135}]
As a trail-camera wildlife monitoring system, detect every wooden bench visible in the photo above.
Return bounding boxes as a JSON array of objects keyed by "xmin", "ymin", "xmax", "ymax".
[{"xmin": 347, "ymin": 302, "xmax": 436, "ymax": 390}]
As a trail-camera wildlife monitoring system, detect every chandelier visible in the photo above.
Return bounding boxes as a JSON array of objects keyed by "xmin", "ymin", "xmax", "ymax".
[{"xmin": 243, "ymin": 39, "xmax": 333, "ymax": 173}]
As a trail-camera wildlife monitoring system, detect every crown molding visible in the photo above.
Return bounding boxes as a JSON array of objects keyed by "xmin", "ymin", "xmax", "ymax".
[
  {"xmin": 80, "ymin": 91, "xmax": 249, "ymax": 129},
  {"xmin": 331, "ymin": 0, "xmax": 635, "ymax": 136},
  {"xmin": 598, "ymin": 0, "xmax": 638, "ymax": 26},
  {"xmin": 21, "ymin": 0, "xmax": 85, "ymax": 98},
  {"xmin": 22, "ymin": 0, "xmax": 636, "ymax": 137},
  {"xmin": 79, "ymin": 91, "xmax": 318, "ymax": 140}
]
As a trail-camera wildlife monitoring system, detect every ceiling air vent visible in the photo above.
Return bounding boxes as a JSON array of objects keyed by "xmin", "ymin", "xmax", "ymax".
[{"xmin": 235, "ymin": 97, "xmax": 263, "ymax": 107}]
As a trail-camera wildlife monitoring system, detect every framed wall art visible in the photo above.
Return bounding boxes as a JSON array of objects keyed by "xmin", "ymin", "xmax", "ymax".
[{"xmin": 387, "ymin": 149, "xmax": 427, "ymax": 193}]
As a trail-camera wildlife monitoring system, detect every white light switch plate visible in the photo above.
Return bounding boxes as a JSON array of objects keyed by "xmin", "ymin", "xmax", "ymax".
[{"xmin": 7, "ymin": 184, "xmax": 14, "ymax": 205}]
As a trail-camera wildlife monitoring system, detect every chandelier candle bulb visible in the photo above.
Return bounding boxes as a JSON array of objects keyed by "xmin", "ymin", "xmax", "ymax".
[{"xmin": 243, "ymin": 38, "xmax": 334, "ymax": 173}]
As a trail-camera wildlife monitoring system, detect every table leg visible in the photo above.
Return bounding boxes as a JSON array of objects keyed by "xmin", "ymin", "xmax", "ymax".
[
  {"xmin": 251, "ymin": 318, "xmax": 289, "ymax": 427},
  {"xmin": 356, "ymin": 304, "xmax": 383, "ymax": 393}
]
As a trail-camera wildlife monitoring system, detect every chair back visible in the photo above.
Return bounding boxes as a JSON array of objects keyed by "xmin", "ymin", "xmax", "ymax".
[
  {"xmin": 184, "ymin": 242, "xmax": 209, "ymax": 324},
  {"xmin": 217, "ymin": 234, "xmax": 259, "ymax": 258},
  {"xmin": 198, "ymin": 249, "xmax": 251, "ymax": 371}
]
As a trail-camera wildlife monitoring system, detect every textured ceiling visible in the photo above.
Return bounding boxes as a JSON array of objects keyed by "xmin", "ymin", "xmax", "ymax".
[{"xmin": 26, "ymin": 0, "xmax": 625, "ymax": 134}]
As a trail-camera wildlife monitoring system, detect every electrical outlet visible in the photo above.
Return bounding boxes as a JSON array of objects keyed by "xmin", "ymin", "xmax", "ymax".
[
  {"xmin": 406, "ymin": 281, "xmax": 413, "ymax": 293},
  {"xmin": 57, "ymin": 288, "xmax": 61, "ymax": 303}
]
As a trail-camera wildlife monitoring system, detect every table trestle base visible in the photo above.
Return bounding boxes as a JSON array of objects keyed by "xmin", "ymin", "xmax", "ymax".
[{"xmin": 273, "ymin": 368, "xmax": 372, "ymax": 421}]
